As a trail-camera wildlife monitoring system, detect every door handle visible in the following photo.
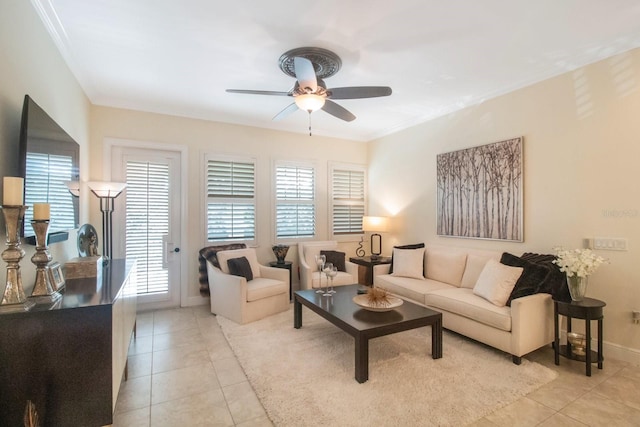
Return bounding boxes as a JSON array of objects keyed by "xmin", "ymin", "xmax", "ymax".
[{"xmin": 174, "ymin": 247, "xmax": 180, "ymax": 253}]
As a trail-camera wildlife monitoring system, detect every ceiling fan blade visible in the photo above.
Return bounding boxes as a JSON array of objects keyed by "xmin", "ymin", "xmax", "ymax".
[
  {"xmin": 322, "ymin": 99, "xmax": 356, "ymax": 122},
  {"xmin": 327, "ymin": 86, "xmax": 392, "ymax": 99},
  {"xmin": 226, "ymin": 89, "xmax": 290, "ymax": 96},
  {"xmin": 272, "ymin": 103, "xmax": 299, "ymax": 121},
  {"xmin": 293, "ymin": 57, "xmax": 317, "ymax": 93}
]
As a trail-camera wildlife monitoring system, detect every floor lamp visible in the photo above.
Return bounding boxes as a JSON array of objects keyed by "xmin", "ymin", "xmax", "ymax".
[
  {"xmin": 362, "ymin": 216, "xmax": 389, "ymax": 260},
  {"xmin": 87, "ymin": 182, "xmax": 127, "ymax": 262}
]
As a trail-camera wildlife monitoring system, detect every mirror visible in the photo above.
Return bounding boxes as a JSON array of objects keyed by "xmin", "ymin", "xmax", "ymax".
[{"xmin": 18, "ymin": 95, "xmax": 80, "ymax": 244}]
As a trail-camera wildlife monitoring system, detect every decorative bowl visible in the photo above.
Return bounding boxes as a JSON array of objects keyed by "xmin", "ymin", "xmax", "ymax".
[
  {"xmin": 353, "ymin": 294, "xmax": 403, "ymax": 312},
  {"xmin": 567, "ymin": 332, "xmax": 586, "ymax": 356}
]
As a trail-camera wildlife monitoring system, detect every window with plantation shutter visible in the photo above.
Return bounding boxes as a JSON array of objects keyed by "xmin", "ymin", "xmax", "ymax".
[
  {"xmin": 205, "ymin": 156, "xmax": 256, "ymax": 244},
  {"xmin": 125, "ymin": 160, "xmax": 170, "ymax": 296},
  {"xmin": 275, "ymin": 163, "xmax": 315, "ymax": 239},
  {"xmin": 330, "ymin": 163, "xmax": 366, "ymax": 237},
  {"xmin": 23, "ymin": 151, "xmax": 77, "ymax": 237}
]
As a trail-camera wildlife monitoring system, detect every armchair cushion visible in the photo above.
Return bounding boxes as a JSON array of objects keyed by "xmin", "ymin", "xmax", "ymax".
[
  {"xmin": 217, "ymin": 248, "xmax": 261, "ymax": 278},
  {"xmin": 246, "ymin": 277, "xmax": 288, "ymax": 302},
  {"xmin": 320, "ymin": 250, "xmax": 346, "ymax": 272},
  {"xmin": 227, "ymin": 256, "xmax": 253, "ymax": 281}
]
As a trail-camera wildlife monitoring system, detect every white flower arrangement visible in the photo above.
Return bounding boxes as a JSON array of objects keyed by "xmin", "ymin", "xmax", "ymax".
[{"xmin": 553, "ymin": 247, "xmax": 607, "ymax": 278}]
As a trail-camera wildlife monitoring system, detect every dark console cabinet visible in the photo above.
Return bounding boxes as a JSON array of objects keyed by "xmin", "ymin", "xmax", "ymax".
[{"xmin": 0, "ymin": 259, "xmax": 136, "ymax": 427}]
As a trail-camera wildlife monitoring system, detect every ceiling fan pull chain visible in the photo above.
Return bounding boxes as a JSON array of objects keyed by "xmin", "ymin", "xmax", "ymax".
[{"xmin": 308, "ymin": 111, "xmax": 312, "ymax": 136}]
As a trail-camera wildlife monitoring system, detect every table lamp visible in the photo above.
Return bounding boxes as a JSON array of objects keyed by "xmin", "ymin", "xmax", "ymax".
[{"xmin": 362, "ymin": 216, "xmax": 389, "ymax": 260}]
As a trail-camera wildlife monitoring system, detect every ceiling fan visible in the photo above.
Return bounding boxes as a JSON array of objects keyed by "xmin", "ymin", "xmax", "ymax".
[{"xmin": 226, "ymin": 47, "xmax": 392, "ymax": 133}]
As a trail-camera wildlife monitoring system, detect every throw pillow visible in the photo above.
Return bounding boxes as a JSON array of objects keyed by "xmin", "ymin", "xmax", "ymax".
[
  {"xmin": 227, "ymin": 256, "xmax": 253, "ymax": 281},
  {"xmin": 500, "ymin": 252, "xmax": 551, "ymax": 306},
  {"xmin": 217, "ymin": 248, "xmax": 261, "ymax": 278},
  {"xmin": 389, "ymin": 243, "xmax": 425, "ymax": 274},
  {"xmin": 473, "ymin": 259, "xmax": 523, "ymax": 307},
  {"xmin": 391, "ymin": 247, "xmax": 425, "ymax": 279},
  {"xmin": 320, "ymin": 250, "xmax": 346, "ymax": 272}
]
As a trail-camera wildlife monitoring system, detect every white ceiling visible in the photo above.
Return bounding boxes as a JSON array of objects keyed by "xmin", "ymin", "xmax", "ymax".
[{"xmin": 35, "ymin": 0, "xmax": 640, "ymax": 142}]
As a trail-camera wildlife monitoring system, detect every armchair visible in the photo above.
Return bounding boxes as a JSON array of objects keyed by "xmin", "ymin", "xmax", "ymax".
[
  {"xmin": 298, "ymin": 241, "xmax": 358, "ymax": 290},
  {"xmin": 207, "ymin": 248, "xmax": 290, "ymax": 324}
]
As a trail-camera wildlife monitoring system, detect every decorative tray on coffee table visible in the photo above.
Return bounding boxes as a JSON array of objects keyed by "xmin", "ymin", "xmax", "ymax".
[{"xmin": 352, "ymin": 295, "xmax": 404, "ymax": 312}]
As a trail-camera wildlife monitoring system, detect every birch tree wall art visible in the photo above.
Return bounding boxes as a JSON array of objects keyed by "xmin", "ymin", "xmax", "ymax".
[{"xmin": 437, "ymin": 137, "xmax": 523, "ymax": 241}]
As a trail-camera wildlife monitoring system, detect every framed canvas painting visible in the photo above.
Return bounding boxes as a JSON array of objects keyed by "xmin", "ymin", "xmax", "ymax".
[{"xmin": 437, "ymin": 137, "xmax": 523, "ymax": 242}]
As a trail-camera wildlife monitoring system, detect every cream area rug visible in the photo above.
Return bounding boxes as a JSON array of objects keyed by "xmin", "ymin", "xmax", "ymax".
[{"xmin": 217, "ymin": 307, "xmax": 557, "ymax": 427}]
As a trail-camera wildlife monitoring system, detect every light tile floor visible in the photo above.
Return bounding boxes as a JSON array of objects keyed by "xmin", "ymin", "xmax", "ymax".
[{"xmin": 112, "ymin": 305, "xmax": 640, "ymax": 426}]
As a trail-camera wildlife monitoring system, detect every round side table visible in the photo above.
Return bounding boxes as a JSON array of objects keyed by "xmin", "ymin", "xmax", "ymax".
[{"xmin": 553, "ymin": 297, "xmax": 606, "ymax": 376}]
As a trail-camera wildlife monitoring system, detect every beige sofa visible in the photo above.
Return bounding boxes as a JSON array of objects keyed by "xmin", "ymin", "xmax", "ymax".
[{"xmin": 373, "ymin": 245, "xmax": 554, "ymax": 364}]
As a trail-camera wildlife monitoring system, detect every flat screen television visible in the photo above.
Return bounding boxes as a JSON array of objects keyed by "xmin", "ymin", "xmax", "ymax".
[{"xmin": 18, "ymin": 95, "xmax": 80, "ymax": 244}]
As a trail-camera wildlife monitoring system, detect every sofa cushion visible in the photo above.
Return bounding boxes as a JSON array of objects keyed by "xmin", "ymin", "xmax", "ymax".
[
  {"xmin": 320, "ymin": 250, "xmax": 346, "ymax": 272},
  {"xmin": 376, "ymin": 275, "xmax": 453, "ymax": 306},
  {"xmin": 227, "ymin": 256, "xmax": 253, "ymax": 281},
  {"xmin": 217, "ymin": 248, "xmax": 261, "ymax": 278},
  {"xmin": 500, "ymin": 252, "xmax": 551, "ymax": 306},
  {"xmin": 391, "ymin": 247, "xmax": 425, "ymax": 279},
  {"xmin": 425, "ymin": 248, "xmax": 467, "ymax": 287},
  {"xmin": 426, "ymin": 288, "xmax": 512, "ymax": 332},
  {"xmin": 473, "ymin": 259, "xmax": 523, "ymax": 307},
  {"xmin": 389, "ymin": 243, "xmax": 425, "ymax": 274},
  {"xmin": 246, "ymin": 277, "xmax": 287, "ymax": 302}
]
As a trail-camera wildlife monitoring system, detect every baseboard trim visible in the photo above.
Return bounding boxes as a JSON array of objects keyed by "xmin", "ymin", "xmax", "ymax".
[
  {"xmin": 603, "ymin": 340, "xmax": 640, "ymax": 366},
  {"xmin": 183, "ymin": 295, "xmax": 208, "ymax": 307}
]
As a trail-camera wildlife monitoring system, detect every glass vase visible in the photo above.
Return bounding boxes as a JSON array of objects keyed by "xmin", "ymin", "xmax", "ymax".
[{"xmin": 567, "ymin": 275, "xmax": 588, "ymax": 302}]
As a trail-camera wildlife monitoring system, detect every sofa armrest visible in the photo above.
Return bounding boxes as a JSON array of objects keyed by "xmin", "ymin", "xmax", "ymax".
[
  {"xmin": 373, "ymin": 263, "xmax": 391, "ymax": 276},
  {"xmin": 259, "ymin": 265, "xmax": 289, "ymax": 283},
  {"xmin": 345, "ymin": 260, "xmax": 358, "ymax": 278},
  {"xmin": 510, "ymin": 293, "xmax": 554, "ymax": 356}
]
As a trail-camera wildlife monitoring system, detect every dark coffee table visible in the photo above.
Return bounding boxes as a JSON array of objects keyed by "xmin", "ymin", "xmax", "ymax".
[{"xmin": 294, "ymin": 284, "xmax": 442, "ymax": 383}]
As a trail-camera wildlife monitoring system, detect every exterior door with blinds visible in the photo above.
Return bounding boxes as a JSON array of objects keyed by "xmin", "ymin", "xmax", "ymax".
[{"xmin": 112, "ymin": 147, "xmax": 182, "ymax": 309}]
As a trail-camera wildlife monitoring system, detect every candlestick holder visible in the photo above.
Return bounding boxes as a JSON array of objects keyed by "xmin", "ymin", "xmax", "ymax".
[
  {"xmin": 0, "ymin": 205, "xmax": 35, "ymax": 312},
  {"xmin": 29, "ymin": 220, "xmax": 62, "ymax": 304}
]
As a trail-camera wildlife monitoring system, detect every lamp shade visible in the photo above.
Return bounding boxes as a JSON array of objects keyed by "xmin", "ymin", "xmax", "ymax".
[
  {"xmin": 294, "ymin": 94, "xmax": 326, "ymax": 112},
  {"xmin": 362, "ymin": 216, "xmax": 389, "ymax": 233},
  {"xmin": 87, "ymin": 181, "xmax": 127, "ymax": 198},
  {"xmin": 65, "ymin": 180, "xmax": 81, "ymax": 197}
]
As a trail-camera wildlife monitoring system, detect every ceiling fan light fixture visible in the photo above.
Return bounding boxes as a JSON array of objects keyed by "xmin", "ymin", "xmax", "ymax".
[{"xmin": 295, "ymin": 94, "xmax": 325, "ymax": 112}]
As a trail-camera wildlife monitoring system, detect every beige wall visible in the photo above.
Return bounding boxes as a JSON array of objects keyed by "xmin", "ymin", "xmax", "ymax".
[
  {"xmin": 0, "ymin": 0, "xmax": 91, "ymax": 290},
  {"xmin": 369, "ymin": 48, "xmax": 640, "ymax": 361},
  {"xmin": 90, "ymin": 106, "xmax": 366, "ymax": 304}
]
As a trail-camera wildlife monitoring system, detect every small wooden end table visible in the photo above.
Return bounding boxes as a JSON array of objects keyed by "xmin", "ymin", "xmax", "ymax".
[
  {"xmin": 268, "ymin": 261, "xmax": 293, "ymax": 300},
  {"xmin": 349, "ymin": 256, "xmax": 392, "ymax": 286},
  {"xmin": 554, "ymin": 297, "xmax": 606, "ymax": 376}
]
